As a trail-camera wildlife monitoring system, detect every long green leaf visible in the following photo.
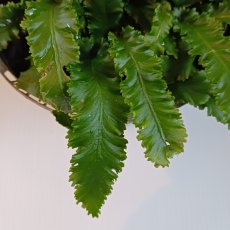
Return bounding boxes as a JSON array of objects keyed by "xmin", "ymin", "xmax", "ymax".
[
  {"xmin": 178, "ymin": 11, "xmax": 230, "ymax": 128},
  {"xmin": 145, "ymin": 1, "xmax": 172, "ymax": 54},
  {"xmin": 0, "ymin": 2, "xmax": 23, "ymax": 50},
  {"xmin": 22, "ymin": 1, "xmax": 79, "ymax": 112},
  {"xmin": 67, "ymin": 49, "xmax": 128, "ymax": 217},
  {"xmin": 109, "ymin": 26, "xmax": 187, "ymax": 167}
]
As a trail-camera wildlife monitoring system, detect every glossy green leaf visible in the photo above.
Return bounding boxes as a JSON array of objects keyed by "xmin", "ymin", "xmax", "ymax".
[
  {"xmin": 1, "ymin": 0, "xmax": 230, "ymax": 219},
  {"xmin": 0, "ymin": 2, "xmax": 23, "ymax": 50},
  {"xmin": 205, "ymin": 97, "xmax": 228, "ymax": 126},
  {"xmin": 109, "ymin": 27, "xmax": 187, "ymax": 167},
  {"xmin": 67, "ymin": 49, "xmax": 128, "ymax": 217},
  {"xmin": 169, "ymin": 69, "xmax": 211, "ymax": 106},
  {"xmin": 84, "ymin": 0, "xmax": 123, "ymax": 38},
  {"xmin": 22, "ymin": 1, "xmax": 79, "ymax": 112},
  {"xmin": 178, "ymin": 11, "xmax": 230, "ymax": 128}
]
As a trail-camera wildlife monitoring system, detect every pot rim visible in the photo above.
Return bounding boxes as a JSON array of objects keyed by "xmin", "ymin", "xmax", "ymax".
[{"xmin": 0, "ymin": 58, "xmax": 53, "ymax": 112}]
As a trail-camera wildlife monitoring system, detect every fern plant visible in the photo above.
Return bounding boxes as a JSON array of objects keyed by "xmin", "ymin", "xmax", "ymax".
[{"xmin": 0, "ymin": 0, "xmax": 230, "ymax": 217}]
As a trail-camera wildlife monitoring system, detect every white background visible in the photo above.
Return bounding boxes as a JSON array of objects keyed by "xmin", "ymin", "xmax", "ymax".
[{"xmin": 0, "ymin": 73, "xmax": 230, "ymax": 230}]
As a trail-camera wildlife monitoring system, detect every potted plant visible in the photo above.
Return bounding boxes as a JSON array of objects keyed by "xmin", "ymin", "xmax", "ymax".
[{"xmin": 0, "ymin": 0, "xmax": 229, "ymax": 217}]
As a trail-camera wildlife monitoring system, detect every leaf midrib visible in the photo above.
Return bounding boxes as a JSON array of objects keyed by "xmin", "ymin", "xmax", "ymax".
[
  {"xmin": 152, "ymin": 13, "xmax": 171, "ymax": 42},
  {"xmin": 215, "ymin": 14, "xmax": 230, "ymax": 20},
  {"xmin": 91, "ymin": 64, "xmax": 104, "ymax": 159},
  {"xmin": 49, "ymin": 6, "xmax": 66, "ymax": 92},
  {"xmin": 128, "ymin": 50, "xmax": 167, "ymax": 145}
]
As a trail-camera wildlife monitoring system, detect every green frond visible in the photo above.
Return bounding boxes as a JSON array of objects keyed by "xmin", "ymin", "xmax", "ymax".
[
  {"xmin": 163, "ymin": 48, "xmax": 194, "ymax": 84},
  {"xmin": 145, "ymin": 1, "xmax": 172, "ymax": 54},
  {"xmin": 169, "ymin": 69, "xmax": 211, "ymax": 106},
  {"xmin": 72, "ymin": 0, "xmax": 86, "ymax": 32},
  {"xmin": 178, "ymin": 11, "xmax": 230, "ymax": 128},
  {"xmin": 109, "ymin": 26, "xmax": 187, "ymax": 167},
  {"xmin": 205, "ymin": 97, "xmax": 228, "ymax": 126},
  {"xmin": 84, "ymin": 0, "xmax": 124, "ymax": 38},
  {"xmin": 67, "ymin": 48, "xmax": 128, "ymax": 217},
  {"xmin": 1, "ymin": 0, "xmax": 229, "ymax": 218},
  {"xmin": 0, "ymin": 2, "xmax": 23, "ymax": 50},
  {"xmin": 22, "ymin": 1, "xmax": 79, "ymax": 112}
]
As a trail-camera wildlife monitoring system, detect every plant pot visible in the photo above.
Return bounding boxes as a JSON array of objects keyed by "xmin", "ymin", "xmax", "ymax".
[{"xmin": 0, "ymin": 37, "xmax": 53, "ymax": 111}]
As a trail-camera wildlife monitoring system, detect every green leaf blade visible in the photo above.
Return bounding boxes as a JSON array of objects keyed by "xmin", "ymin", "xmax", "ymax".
[
  {"xmin": 109, "ymin": 27, "xmax": 187, "ymax": 167},
  {"xmin": 178, "ymin": 11, "xmax": 230, "ymax": 127},
  {"xmin": 205, "ymin": 97, "xmax": 228, "ymax": 126},
  {"xmin": 169, "ymin": 70, "xmax": 211, "ymax": 107},
  {"xmin": 52, "ymin": 110, "xmax": 72, "ymax": 129},
  {"xmin": 145, "ymin": 1, "xmax": 172, "ymax": 54},
  {"xmin": 67, "ymin": 51, "xmax": 128, "ymax": 217},
  {"xmin": 84, "ymin": 0, "xmax": 124, "ymax": 38},
  {"xmin": 0, "ymin": 2, "xmax": 23, "ymax": 50},
  {"xmin": 22, "ymin": 1, "xmax": 79, "ymax": 112}
]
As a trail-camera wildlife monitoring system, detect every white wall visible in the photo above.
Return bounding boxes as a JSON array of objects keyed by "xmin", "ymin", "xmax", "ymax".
[{"xmin": 0, "ymin": 73, "xmax": 230, "ymax": 230}]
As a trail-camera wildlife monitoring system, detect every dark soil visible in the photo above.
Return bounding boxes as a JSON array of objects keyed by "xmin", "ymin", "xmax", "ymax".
[
  {"xmin": 0, "ymin": 0, "xmax": 21, "ymax": 4},
  {"xmin": 0, "ymin": 35, "xmax": 30, "ymax": 77}
]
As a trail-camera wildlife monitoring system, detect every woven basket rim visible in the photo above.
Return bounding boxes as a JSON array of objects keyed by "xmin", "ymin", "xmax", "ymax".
[{"xmin": 0, "ymin": 58, "xmax": 53, "ymax": 112}]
